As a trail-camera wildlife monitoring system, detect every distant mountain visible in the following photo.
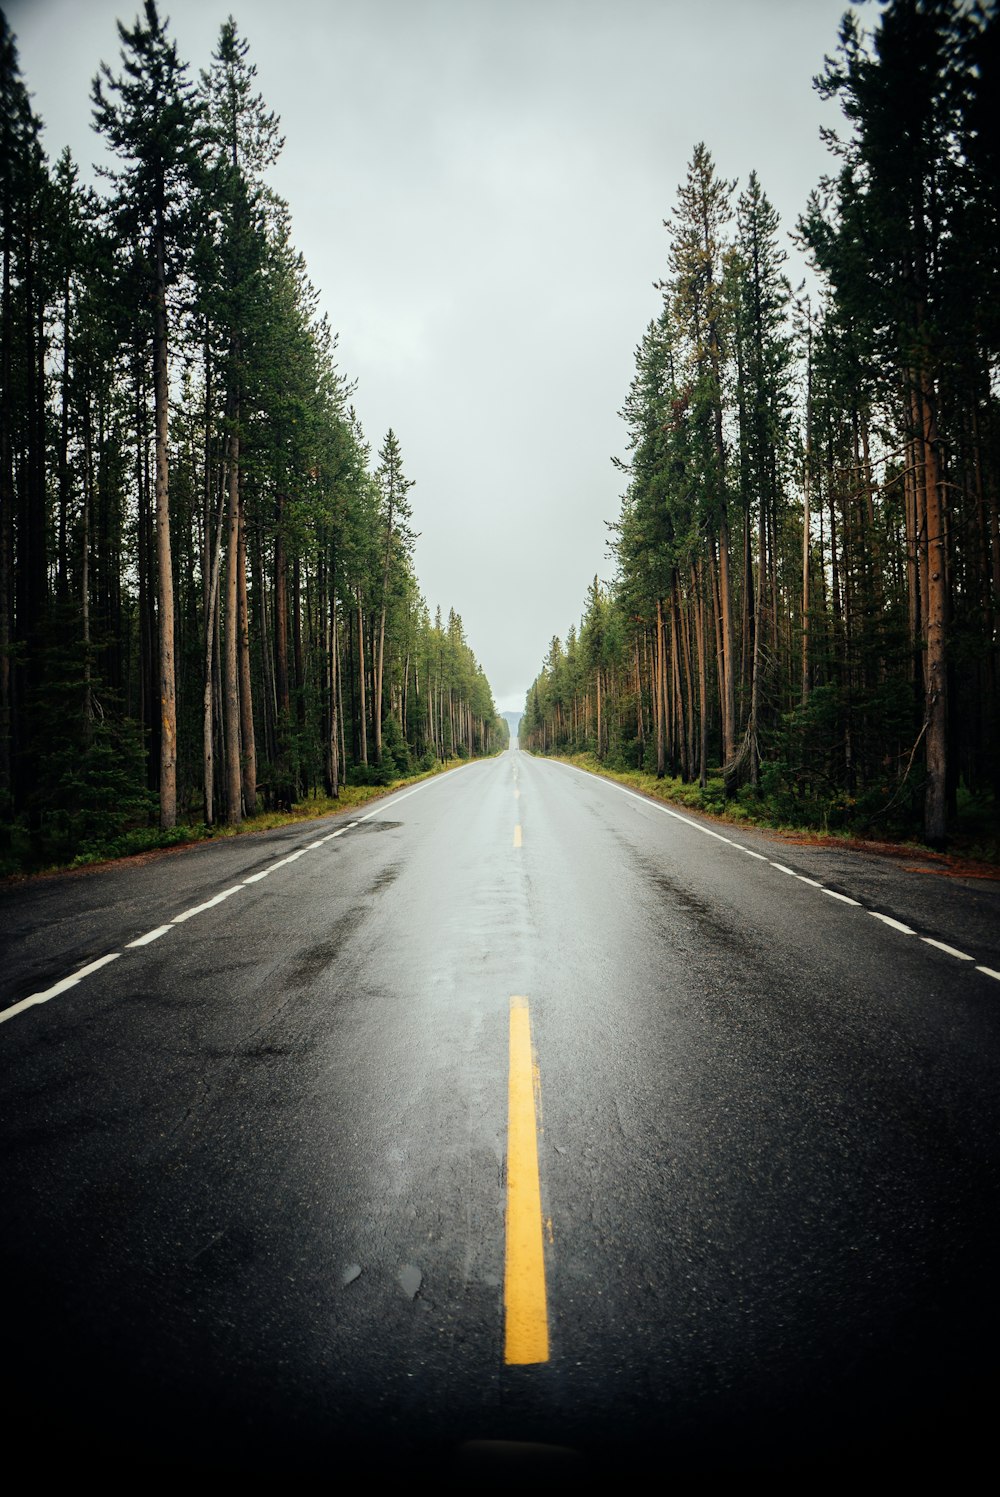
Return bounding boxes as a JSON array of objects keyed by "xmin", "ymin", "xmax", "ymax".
[{"xmin": 502, "ymin": 710, "xmax": 523, "ymax": 747}]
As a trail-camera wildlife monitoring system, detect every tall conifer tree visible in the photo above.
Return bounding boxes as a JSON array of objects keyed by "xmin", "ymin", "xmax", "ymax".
[{"xmin": 92, "ymin": 0, "xmax": 200, "ymax": 828}]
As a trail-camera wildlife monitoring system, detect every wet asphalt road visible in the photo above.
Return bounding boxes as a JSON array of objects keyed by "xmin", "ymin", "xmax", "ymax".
[{"xmin": 2, "ymin": 749, "xmax": 999, "ymax": 1479}]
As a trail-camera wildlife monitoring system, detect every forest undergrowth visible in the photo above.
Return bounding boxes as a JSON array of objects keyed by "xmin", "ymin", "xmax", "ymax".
[{"xmin": 0, "ymin": 754, "xmax": 481, "ymax": 881}]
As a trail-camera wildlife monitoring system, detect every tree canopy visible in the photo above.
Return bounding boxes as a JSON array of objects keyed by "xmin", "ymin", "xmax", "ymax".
[
  {"xmin": 0, "ymin": 4, "xmax": 505, "ymax": 869},
  {"xmin": 523, "ymin": 0, "xmax": 999, "ymax": 848}
]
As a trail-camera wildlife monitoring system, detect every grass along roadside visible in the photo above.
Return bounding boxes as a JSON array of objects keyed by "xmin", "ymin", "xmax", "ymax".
[{"xmin": 0, "ymin": 756, "xmax": 478, "ymax": 882}]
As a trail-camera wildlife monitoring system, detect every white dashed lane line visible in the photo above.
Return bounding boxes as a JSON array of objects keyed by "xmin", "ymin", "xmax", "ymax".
[
  {"xmin": 0, "ymin": 952, "xmax": 122, "ymax": 1026},
  {"xmin": 172, "ymin": 884, "xmax": 246, "ymax": 923},
  {"xmin": 0, "ymin": 777, "xmax": 451, "ymax": 1029},
  {"xmin": 870, "ymin": 912, "xmax": 916, "ymax": 935},
  {"xmin": 3, "ymin": 763, "xmax": 998, "ymax": 1026},
  {"xmin": 550, "ymin": 758, "xmax": 999, "ymax": 983},
  {"xmin": 923, "ymin": 938, "xmax": 974, "ymax": 962},
  {"xmin": 822, "ymin": 889, "xmax": 863, "ymax": 907},
  {"xmin": 126, "ymin": 924, "xmax": 173, "ymax": 948}
]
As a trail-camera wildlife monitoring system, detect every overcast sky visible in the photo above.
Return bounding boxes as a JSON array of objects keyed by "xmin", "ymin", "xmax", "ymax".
[{"xmin": 7, "ymin": 0, "xmax": 856, "ymax": 712}]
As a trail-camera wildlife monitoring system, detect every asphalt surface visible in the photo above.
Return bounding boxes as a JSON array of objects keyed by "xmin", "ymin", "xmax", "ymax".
[{"xmin": 2, "ymin": 749, "xmax": 999, "ymax": 1480}]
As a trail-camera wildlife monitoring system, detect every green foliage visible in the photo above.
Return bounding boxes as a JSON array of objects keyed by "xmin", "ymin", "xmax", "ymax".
[
  {"xmin": 381, "ymin": 714, "xmax": 411, "ymax": 775},
  {"xmin": 30, "ymin": 713, "xmax": 155, "ymax": 864},
  {"xmin": 524, "ymin": 2, "xmax": 1000, "ymax": 847},
  {"xmin": 347, "ymin": 761, "xmax": 396, "ymax": 788}
]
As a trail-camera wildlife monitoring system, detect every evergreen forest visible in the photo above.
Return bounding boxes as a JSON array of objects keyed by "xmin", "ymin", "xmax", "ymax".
[
  {"xmin": 0, "ymin": 4, "xmax": 506, "ymax": 873},
  {"xmin": 521, "ymin": 0, "xmax": 998, "ymax": 851}
]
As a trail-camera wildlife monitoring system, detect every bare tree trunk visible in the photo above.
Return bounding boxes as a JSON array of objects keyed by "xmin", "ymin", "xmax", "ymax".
[
  {"xmin": 595, "ymin": 669, "xmax": 602, "ymax": 758},
  {"xmin": 153, "ymin": 235, "xmax": 177, "ymax": 828},
  {"xmin": 274, "ymin": 494, "xmax": 290, "ymax": 719},
  {"xmin": 0, "ymin": 197, "xmax": 13, "ymax": 800},
  {"xmin": 356, "ymin": 589, "xmax": 368, "ymax": 765},
  {"xmin": 655, "ymin": 598, "xmax": 666, "ymax": 777},
  {"xmin": 802, "ymin": 317, "xmax": 813, "ymax": 707},
  {"xmin": 81, "ymin": 396, "xmax": 94, "ymax": 742},
  {"xmin": 201, "ymin": 472, "xmax": 226, "ymax": 826},
  {"xmin": 328, "ymin": 595, "xmax": 340, "ymax": 798},
  {"xmin": 252, "ymin": 523, "xmax": 276, "ymax": 766},
  {"xmin": 920, "ymin": 375, "xmax": 948, "ymax": 847},
  {"xmin": 223, "ymin": 418, "xmax": 241, "ymax": 824},
  {"xmin": 237, "ymin": 490, "xmax": 256, "ymax": 815},
  {"xmin": 375, "ymin": 599, "xmax": 387, "ymax": 764},
  {"xmin": 671, "ymin": 591, "xmax": 687, "ymax": 780},
  {"xmin": 718, "ymin": 511, "xmax": 736, "ymax": 782},
  {"xmin": 694, "ymin": 562, "xmax": 708, "ymax": 789},
  {"xmin": 57, "ymin": 268, "xmax": 71, "ymax": 602},
  {"xmin": 749, "ymin": 462, "xmax": 767, "ymax": 788}
]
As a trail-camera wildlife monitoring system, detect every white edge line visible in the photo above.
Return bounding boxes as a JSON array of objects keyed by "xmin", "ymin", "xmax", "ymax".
[
  {"xmin": 870, "ymin": 912, "xmax": 916, "ymax": 935},
  {"xmin": 922, "ymin": 937, "xmax": 974, "ymax": 961},
  {"xmin": 0, "ymin": 952, "xmax": 121, "ymax": 1026},
  {"xmin": 0, "ymin": 777, "xmax": 462, "ymax": 1031},
  {"xmin": 542, "ymin": 758, "xmax": 996, "ymax": 973},
  {"xmin": 126, "ymin": 925, "xmax": 173, "ymax": 948},
  {"xmin": 172, "ymin": 884, "xmax": 244, "ymax": 924}
]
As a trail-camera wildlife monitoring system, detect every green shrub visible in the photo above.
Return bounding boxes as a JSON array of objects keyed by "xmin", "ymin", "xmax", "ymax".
[
  {"xmin": 382, "ymin": 715, "xmax": 411, "ymax": 774},
  {"xmin": 347, "ymin": 761, "xmax": 396, "ymax": 788}
]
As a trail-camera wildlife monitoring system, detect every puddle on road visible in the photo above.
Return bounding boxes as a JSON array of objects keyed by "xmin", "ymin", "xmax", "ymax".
[{"xmin": 397, "ymin": 1263, "xmax": 422, "ymax": 1299}]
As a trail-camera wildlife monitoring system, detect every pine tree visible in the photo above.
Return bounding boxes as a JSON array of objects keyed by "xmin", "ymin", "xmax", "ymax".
[
  {"xmin": 372, "ymin": 429, "xmax": 414, "ymax": 765},
  {"xmin": 664, "ymin": 144, "xmax": 738, "ymax": 785},
  {"xmin": 199, "ymin": 17, "xmax": 282, "ymax": 823},
  {"xmin": 733, "ymin": 171, "xmax": 794, "ymax": 786},
  {"xmin": 92, "ymin": 0, "xmax": 201, "ymax": 828}
]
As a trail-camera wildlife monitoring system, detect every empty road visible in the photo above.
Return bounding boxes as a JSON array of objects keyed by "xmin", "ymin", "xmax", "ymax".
[{"xmin": 2, "ymin": 750, "xmax": 999, "ymax": 1477}]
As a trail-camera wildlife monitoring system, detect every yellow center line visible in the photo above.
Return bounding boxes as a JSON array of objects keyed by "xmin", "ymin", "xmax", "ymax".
[
  {"xmin": 513, "ymin": 824, "xmax": 522, "ymax": 848},
  {"xmin": 504, "ymin": 996, "xmax": 549, "ymax": 1365}
]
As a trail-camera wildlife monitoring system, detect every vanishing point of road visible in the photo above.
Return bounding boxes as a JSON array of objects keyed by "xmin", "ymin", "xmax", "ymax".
[{"xmin": 2, "ymin": 750, "xmax": 999, "ymax": 1478}]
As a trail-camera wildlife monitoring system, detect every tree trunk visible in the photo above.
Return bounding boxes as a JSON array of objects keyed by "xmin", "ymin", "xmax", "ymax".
[
  {"xmin": 920, "ymin": 375, "xmax": 948, "ymax": 847},
  {"xmin": 0, "ymin": 181, "xmax": 13, "ymax": 801},
  {"xmin": 223, "ymin": 415, "xmax": 241, "ymax": 824},
  {"xmin": 274, "ymin": 494, "xmax": 290, "ymax": 718},
  {"xmin": 81, "ymin": 396, "xmax": 94, "ymax": 742},
  {"xmin": 655, "ymin": 598, "xmax": 666, "ymax": 777},
  {"xmin": 356, "ymin": 589, "xmax": 368, "ymax": 765},
  {"xmin": 201, "ymin": 471, "xmax": 226, "ymax": 827},
  {"xmin": 327, "ymin": 593, "xmax": 340, "ymax": 798},
  {"xmin": 718, "ymin": 511, "xmax": 736, "ymax": 783},
  {"xmin": 694, "ymin": 562, "xmax": 708, "ymax": 789},
  {"xmin": 749, "ymin": 460, "xmax": 767, "ymax": 789},
  {"xmin": 237, "ymin": 489, "xmax": 256, "ymax": 815},
  {"xmin": 153, "ymin": 233, "xmax": 177, "ymax": 828}
]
